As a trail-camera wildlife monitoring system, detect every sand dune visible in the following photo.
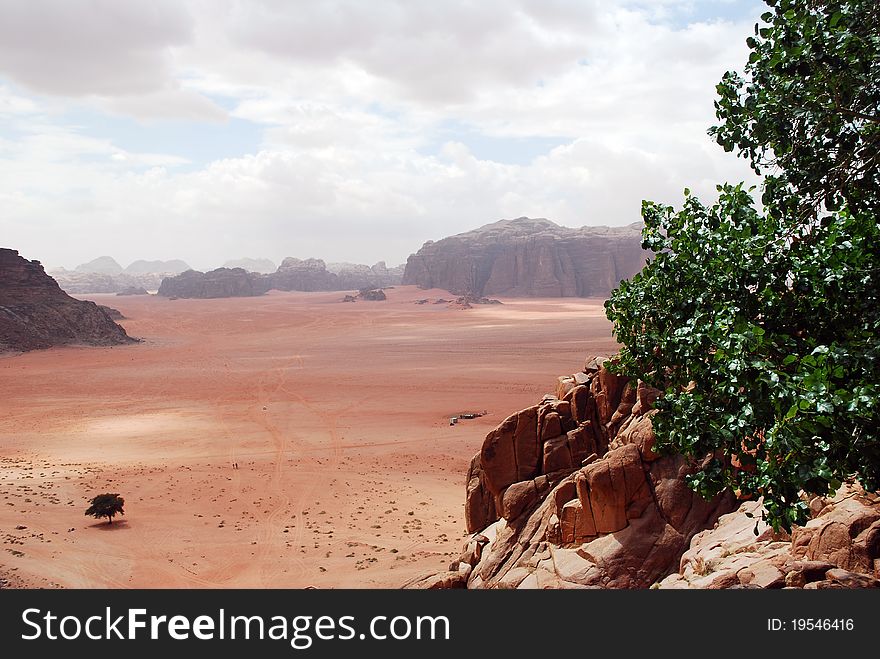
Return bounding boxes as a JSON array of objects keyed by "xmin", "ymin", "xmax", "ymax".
[{"xmin": 0, "ymin": 286, "xmax": 617, "ymax": 588}]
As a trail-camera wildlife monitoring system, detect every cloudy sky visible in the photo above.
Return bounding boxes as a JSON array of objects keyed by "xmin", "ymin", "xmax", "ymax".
[{"xmin": 0, "ymin": 0, "xmax": 766, "ymax": 270}]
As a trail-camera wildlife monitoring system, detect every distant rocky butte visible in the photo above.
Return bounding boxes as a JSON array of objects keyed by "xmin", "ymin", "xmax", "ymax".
[
  {"xmin": 157, "ymin": 258, "xmax": 405, "ymax": 299},
  {"xmin": 406, "ymin": 358, "xmax": 880, "ymax": 589},
  {"xmin": 74, "ymin": 255, "xmax": 123, "ymax": 275},
  {"xmin": 221, "ymin": 257, "xmax": 277, "ymax": 274},
  {"xmin": 0, "ymin": 249, "xmax": 135, "ymax": 353},
  {"xmin": 326, "ymin": 261, "xmax": 404, "ymax": 290},
  {"xmin": 157, "ymin": 268, "xmax": 270, "ymax": 299},
  {"xmin": 402, "ymin": 217, "xmax": 647, "ymax": 298},
  {"xmin": 270, "ymin": 258, "xmax": 340, "ymax": 292}
]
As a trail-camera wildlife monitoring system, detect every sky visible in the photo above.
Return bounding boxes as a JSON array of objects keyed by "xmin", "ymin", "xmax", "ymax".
[{"xmin": 0, "ymin": 0, "xmax": 768, "ymax": 271}]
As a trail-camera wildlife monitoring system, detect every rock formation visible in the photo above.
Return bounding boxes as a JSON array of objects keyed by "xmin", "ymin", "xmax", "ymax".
[
  {"xmin": 442, "ymin": 359, "xmax": 737, "ymax": 589},
  {"xmin": 658, "ymin": 486, "xmax": 880, "ymax": 589},
  {"xmin": 157, "ymin": 268, "xmax": 270, "ymax": 299},
  {"xmin": 222, "ymin": 257, "xmax": 277, "ymax": 274},
  {"xmin": 402, "ymin": 217, "xmax": 646, "ymax": 297},
  {"xmin": 0, "ymin": 249, "xmax": 135, "ymax": 353},
  {"xmin": 357, "ymin": 289, "xmax": 387, "ymax": 301},
  {"xmin": 414, "ymin": 357, "xmax": 879, "ymax": 589},
  {"xmin": 270, "ymin": 259, "xmax": 403, "ymax": 292},
  {"xmin": 268, "ymin": 258, "xmax": 340, "ymax": 292},
  {"xmin": 326, "ymin": 261, "xmax": 404, "ymax": 290}
]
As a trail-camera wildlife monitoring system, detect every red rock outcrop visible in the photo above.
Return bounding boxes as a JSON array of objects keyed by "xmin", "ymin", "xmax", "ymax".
[
  {"xmin": 0, "ymin": 249, "xmax": 135, "ymax": 353},
  {"xmin": 402, "ymin": 217, "xmax": 647, "ymax": 298},
  {"xmin": 442, "ymin": 359, "xmax": 736, "ymax": 589},
  {"xmin": 422, "ymin": 358, "xmax": 880, "ymax": 590}
]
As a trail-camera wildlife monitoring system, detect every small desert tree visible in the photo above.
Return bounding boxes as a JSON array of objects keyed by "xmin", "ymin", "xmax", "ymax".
[{"xmin": 85, "ymin": 493, "xmax": 125, "ymax": 524}]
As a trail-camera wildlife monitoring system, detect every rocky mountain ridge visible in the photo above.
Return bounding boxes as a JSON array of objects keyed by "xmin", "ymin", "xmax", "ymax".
[
  {"xmin": 0, "ymin": 249, "xmax": 135, "ymax": 353},
  {"xmin": 157, "ymin": 258, "xmax": 404, "ymax": 299}
]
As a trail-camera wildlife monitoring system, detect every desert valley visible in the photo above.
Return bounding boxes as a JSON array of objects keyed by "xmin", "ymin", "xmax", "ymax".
[
  {"xmin": 0, "ymin": 277, "xmax": 617, "ymax": 588},
  {"xmin": 2, "ymin": 2, "xmax": 878, "ymax": 606}
]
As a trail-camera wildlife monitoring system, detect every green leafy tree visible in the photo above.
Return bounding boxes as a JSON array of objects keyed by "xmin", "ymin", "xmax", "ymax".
[
  {"xmin": 85, "ymin": 493, "xmax": 125, "ymax": 524},
  {"xmin": 605, "ymin": 0, "xmax": 879, "ymax": 531}
]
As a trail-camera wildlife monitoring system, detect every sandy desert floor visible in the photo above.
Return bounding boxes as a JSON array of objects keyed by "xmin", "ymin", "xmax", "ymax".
[{"xmin": 0, "ymin": 285, "xmax": 618, "ymax": 588}]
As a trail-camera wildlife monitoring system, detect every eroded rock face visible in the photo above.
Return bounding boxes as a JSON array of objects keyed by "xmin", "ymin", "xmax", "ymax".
[
  {"xmin": 427, "ymin": 358, "xmax": 880, "ymax": 590},
  {"xmin": 0, "ymin": 249, "xmax": 135, "ymax": 352},
  {"xmin": 402, "ymin": 217, "xmax": 647, "ymax": 297},
  {"xmin": 265, "ymin": 259, "xmax": 404, "ymax": 293},
  {"xmin": 449, "ymin": 359, "xmax": 737, "ymax": 589},
  {"xmin": 269, "ymin": 258, "xmax": 340, "ymax": 292},
  {"xmin": 157, "ymin": 268, "xmax": 271, "ymax": 299},
  {"xmin": 326, "ymin": 261, "xmax": 404, "ymax": 290}
]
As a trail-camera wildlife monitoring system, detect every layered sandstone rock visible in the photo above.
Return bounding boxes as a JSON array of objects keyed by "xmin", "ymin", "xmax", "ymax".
[
  {"xmin": 157, "ymin": 268, "xmax": 271, "ymax": 299},
  {"xmin": 402, "ymin": 217, "xmax": 646, "ymax": 297},
  {"xmin": 0, "ymin": 249, "xmax": 135, "ymax": 353},
  {"xmin": 451, "ymin": 361, "xmax": 736, "ymax": 589},
  {"xmin": 326, "ymin": 261, "xmax": 404, "ymax": 290}
]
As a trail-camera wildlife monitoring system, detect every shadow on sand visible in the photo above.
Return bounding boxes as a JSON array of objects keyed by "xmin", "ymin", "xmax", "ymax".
[{"xmin": 87, "ymin": 519, "xmax": 130, "ymax": 531}]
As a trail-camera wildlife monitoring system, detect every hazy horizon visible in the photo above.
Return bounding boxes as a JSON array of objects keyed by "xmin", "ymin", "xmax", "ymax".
[{"xmin": 2, "ymin": 0, "xmax": 764, "ymax": 271}]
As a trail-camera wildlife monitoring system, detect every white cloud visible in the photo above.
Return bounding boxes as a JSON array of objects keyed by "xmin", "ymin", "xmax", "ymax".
[{"xmin": 0, "ymin": 0, "xmax": 766, "ymax": 270}]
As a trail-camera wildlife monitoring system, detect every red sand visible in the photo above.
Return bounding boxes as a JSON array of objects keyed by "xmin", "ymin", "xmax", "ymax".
[{"xmin": 0, "ymin": 286, "xmax": 617, "ymax": 588}]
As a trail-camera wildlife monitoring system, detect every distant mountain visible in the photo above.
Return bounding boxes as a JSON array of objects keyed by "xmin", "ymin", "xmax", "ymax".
[
  {"xmin": 158, "ymin": 268, "xmax": 270, "ymax": 299},
  {"xmin": 50, "ymin": 269, "xmax": 165, "ymax": 294},
  {"xmin": 124, "ymin": 259, "xmax": 191, "ymax": 275},
  {"xmin": 74, "ymin": 256, "xmax": 123, "ymax": 275},
  {"xmin": 221, "ymin": 258, "xmax": 277, "ymax": 274},
  {"xmin": 402, "ymin": 217, "xmax": 647, "ymax": 298},
  {"xmin": 1, "ymin": 249, "xmax": 135, "ymax": 352},
  {"xmin": 326, "ymin": 261, "xmax": 404, "ymax": 289},
  {"xmin": 157, "ymin": 258, "xmax": 406, "ymax": 299}
]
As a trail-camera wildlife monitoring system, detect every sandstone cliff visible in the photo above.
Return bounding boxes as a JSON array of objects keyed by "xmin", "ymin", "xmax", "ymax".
[
  {"xmin": 326, "ymin": 261, "xmax": 404, "ymax": 290},
  {"xmin": 157, "ymin": 268, "xmax": 270, "ymax": 299},
  {"xmin": 409, "ymin": 358, "xmax": 880, "ymax": 589},
  {"xmin": 269, "ymin": 258, "xmax": 340, "ymax": 292},
  {"xmin": 402, "ymin": 217, "xmax": 647, "ymax": 297},
  {"xmin": 0, "ymin": 249, "xmax": 135, "ymax": 353}
]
